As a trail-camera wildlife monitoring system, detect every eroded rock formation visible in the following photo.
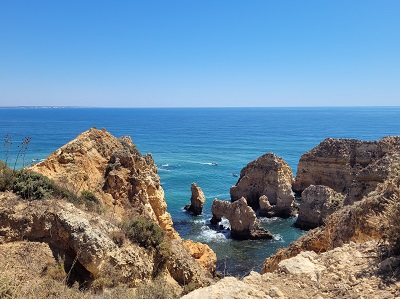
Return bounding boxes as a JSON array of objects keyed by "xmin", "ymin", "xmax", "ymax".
[
  {"xmin": 230, "ymin": 153, "xmax": 295, "ymax": 217},
  {"xmin": 182, "ymin": 241, "xmax": 399, "ymax": 299},
  {"xmin": 0, "ymin": 193, "xmax": 212, "ymax": 287},
  {"xmin": 293, "ymin": 137, "xmax": 400, "ymax": 204},
  {"xmin": 210, "ymin": 198, "xmax": 272, "ymax": 240},
  {"xmin": 29, "ymin": 128, "xmax": 217, "ymax": 275},
  {"xmin": 183, "ymin": 240, "xmax": 217, "ymax": 274},
  {"xmin": 295, "ymin": 185, "xmax": 345, "ymax": 230},
  {"xmin": 262, "ymin": 173, "xmax": 400, "ymax": 273},
  {"xmin": 184, "ymin": 183, "xmax": 206, "ymax": 216},
  {"xmin": 31, "ymin": 128, "xmax": 178, "ymax": 239}
]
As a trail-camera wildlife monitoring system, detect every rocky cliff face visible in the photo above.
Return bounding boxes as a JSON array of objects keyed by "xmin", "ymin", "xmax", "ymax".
[
  {"xmin": 0, "ymin": 193, "xmax": 212, "ymax": 288},
  {"xmin": 293, "ymin": 137, "xmax": 400, "ymax": 203},
  {"xmin": 185, "ymin": 183, "xmax": 206, "ymax": 216},
  {"xmin": 31, "ymin": 128, "xmax": 178, "ymax": 239},
  {"xmin": 263, "ymin": 174, "xmax": 400, "ymax": 273},
  {"xmin": 295, "ymin": 185, "xmax": 345, "ymax": 230},
  {"xmin": 230, "ymin": 153, "xmax": 295, "ymax": 217},
  {"xmin": 182, "ymin": 241, "xmax": 400, "ymax": 299},
  {"xmin": 29, "ymin": 128, "xmax": 216, "ymax": 278},
  {"xmin": 210, "ymin": 198, "xmax": 272, "ymax": 240}
]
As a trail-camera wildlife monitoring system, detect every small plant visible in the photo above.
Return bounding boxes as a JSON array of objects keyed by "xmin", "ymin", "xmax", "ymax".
[
  {"xmin": 13, "ymin": 136, "xmax": 31, "ymax": 171},
  {"xmin": 0, "ymin": 160, "xmax": 14, "ymax": 192},
  {"xmin": 13, "ymin": 170, "xmax": 55, "ymax": 199},
  {"xmin": 122, "ymin": 217, "xmax": 165, "ymax": 249},
  {"xmin": 79, "ymin": 190, "xmax": 103, "ymax": 213},
  {"xmin": 3, "ymin": 134, "xmax": 12, "ymax": 166}
]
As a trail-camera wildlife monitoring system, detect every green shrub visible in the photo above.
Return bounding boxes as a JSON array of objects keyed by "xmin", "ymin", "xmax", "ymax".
[
  {"xmin": 122, "ymin": 217, "xmax": 165, "ymax": 249},
  {"xmin": 79, "ymin": 190, "xmax": 103, "ymax": 213},
  {"xmin": 0, "ymin": 160, "xmax": 14, "ymax": 192},
  {"xmin": 13, "ymin": 170, "xmax": 55, "ymax": 199}
]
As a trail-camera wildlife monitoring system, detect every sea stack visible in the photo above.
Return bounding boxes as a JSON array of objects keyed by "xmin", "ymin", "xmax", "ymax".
[
  {"xmin": 185, "ymin": 183, "xmax": 206, "ymax": 216},
  {"xmin": 210, "ymin": 197, "xmax": 273, "ymax": 240},
  {"xmin": 230, "ymin": 153, "xmax": 295, "ymax": 217}
]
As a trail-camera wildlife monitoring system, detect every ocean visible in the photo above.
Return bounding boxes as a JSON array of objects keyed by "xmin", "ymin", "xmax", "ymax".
[{"xmin": 1, "ymin": 107, "xmax": 399, "ymax": 276}]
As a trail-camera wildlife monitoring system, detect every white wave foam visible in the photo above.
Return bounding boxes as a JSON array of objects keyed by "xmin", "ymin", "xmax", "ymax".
[
  {"xmin": 192, "ymin": 219, "xmax": 206, "ymax": 224},
  {"xmin": 259, "ymin": 217, "xmax": 280, "ymax": 223},
  {"xmin": 199, "ymin": 226, "xmax": 228, "ymax": 242},
  {"xmin": 273, "ymin": 234, "xmax": 283, "ymax": 241}
]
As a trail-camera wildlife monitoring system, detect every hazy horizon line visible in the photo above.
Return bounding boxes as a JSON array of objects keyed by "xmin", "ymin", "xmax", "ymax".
[{"xmin": 1, "ymin": 105, "xmax": 400, "ymax": 109}]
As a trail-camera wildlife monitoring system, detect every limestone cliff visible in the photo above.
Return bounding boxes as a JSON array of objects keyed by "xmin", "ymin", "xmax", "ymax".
[
  {"xmin": 295, "ymin": 185, "xmax": 345, "ymax": 230},
  {"xmin": 30, "ymin": 128, "xmax": 217, "ymax": 276},
  {"xmin": 293, "ymin": 136, "xmax": 400, "ymax": 203},
  {"xmin": 182, "ymin": 241, "xmax": 400, "ymax": 299},
  {"xmin": 210, "ymin": 198, "xmax": 272, "ymax": 240},
  {"xmin": 263, "ymin": 173, "xmax": 400, "ymax": 273},
  {"xmin": 0, "ymin": 193, "xmax": 212, "ymax": 288},
  {"xmin": 230, "ymin": 153, "xmax": 295, "ymax": 217},
  {"xmin": 31, "ymin": 128, "xmax": 178, "ymax": 239}
]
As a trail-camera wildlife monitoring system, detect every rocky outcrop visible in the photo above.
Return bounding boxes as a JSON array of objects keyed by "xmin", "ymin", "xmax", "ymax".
[
  {"xmin": 183, "ymin": 241, "xmax": 400, "ymax": 299},
  {"xmin": 262, "ymin": 174, "xmax": 400, "ymax": 273},
  {"xmin": 184, "ymin": 183, "xmax": 206, "ymax": 216},
  {"xmin": 293, "ymin": 137, "xmax": 400, "ymax": 203},
  {"xmin": 0, "ymin": 193, "xmax": 212, "ymax": 288},
  {"xmin": 210, "ymin": 198, "xmax": 272, "ymax": 240},
  {"xmin": 29, "ymin": 128, "xmax": 217, "ymax": 276},
  {"xmin": 182, "ymin": 240, "xmax": 217, "ymax": 275},
  {"xmin": 31, "ymin": 128, "xmax": 178, "ymax": 239},
  {"xmin": 295, "ymin": 185, "xmax": 345, "ymax": 230},
  {"xmin": 230, "ymin": 153, "xmax": 295, "ymax": 217}
]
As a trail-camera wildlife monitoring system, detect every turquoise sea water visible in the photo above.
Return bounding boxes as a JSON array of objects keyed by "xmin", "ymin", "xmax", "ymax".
[{"xmin": 1, "ymin": 107, "xmax": 399, "ymax": 275}]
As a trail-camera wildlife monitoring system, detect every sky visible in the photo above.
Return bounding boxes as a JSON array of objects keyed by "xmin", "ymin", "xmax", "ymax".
[{"xmin": 0, "ymin": 1, "xmax": 399, "ymax": 107}]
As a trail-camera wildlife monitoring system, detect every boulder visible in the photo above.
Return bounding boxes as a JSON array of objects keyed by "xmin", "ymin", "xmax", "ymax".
[
  {"xmin": 277, "ymin": 251, "xmax": 326, "ymax": 281},
  {"xmin": 184, "ymin": 183, "xmax": 206, "ymax": 215},
  {"xmin": 295, "ymin": 185, "xmax": 345, "ymax": 230},
  {"xmin": 230, "ymin": 153, "xmax": 295, "ymax": 217},
  {"xmin": 210, "ymin": 197, "xmax": 273, "ymax": 240}
]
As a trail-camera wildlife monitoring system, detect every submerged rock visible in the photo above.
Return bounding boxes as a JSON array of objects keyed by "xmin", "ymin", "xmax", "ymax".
[
  {"xmin": 295, "ymin": 185, "xmax": 345, "ymax": 230},
  {"xmin": 210, "ymin": 197, "xmax": 273, "ymax": 240},
  {"xmin": 230, "ymin": 153, "xmax": 295, "ymax": 217},
  {"xmin": 184, "ymin": 183, "xmax": 206, "ymax": 216}
]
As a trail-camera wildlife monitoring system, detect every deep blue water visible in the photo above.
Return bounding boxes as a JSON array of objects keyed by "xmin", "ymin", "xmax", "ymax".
[{"xmin": 1, "ymin": 107, "xmax": 399, "ymax": 275}]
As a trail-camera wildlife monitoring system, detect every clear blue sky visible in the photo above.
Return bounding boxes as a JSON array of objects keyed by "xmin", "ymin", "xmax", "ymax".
[{"xmin": 0, "ymin": 1, "xmax": 399, "ymax": 107}]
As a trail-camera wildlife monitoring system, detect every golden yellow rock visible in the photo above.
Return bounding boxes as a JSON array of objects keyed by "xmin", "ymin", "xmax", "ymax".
[
  {"xmin": 183, "ymin": 239, "xmax": 217, "ymax": 274},
  {"xmin": 31, "ymin": 127, "xmax": 179, "ymax": 239}
]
